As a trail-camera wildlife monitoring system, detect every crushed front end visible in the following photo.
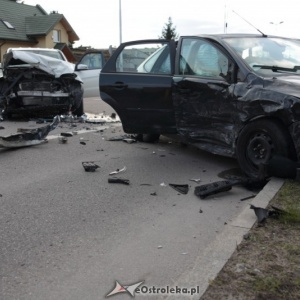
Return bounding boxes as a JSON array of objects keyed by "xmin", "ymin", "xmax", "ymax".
[{"xmin": 0, "ymin": 50, "xmax": 83, "ymax": 117}]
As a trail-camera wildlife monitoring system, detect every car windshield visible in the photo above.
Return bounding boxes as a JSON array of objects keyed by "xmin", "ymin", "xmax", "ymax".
[{"xmin": 224, "ymin": 36, "xmax": 300, "ymax": 75}]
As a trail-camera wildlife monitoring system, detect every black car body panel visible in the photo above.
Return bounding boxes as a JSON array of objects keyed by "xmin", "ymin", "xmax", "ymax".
[{"xmin": 100, "ymin": 34, "xmax": 300, "ymax": 176}]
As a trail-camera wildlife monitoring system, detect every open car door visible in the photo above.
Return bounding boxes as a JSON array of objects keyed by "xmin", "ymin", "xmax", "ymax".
[{"xmin": 100, "ymin": 40, "xmax": 177, "ymax": 134}]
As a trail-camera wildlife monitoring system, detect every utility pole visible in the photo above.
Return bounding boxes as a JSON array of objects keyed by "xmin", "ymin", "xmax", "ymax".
[{"xmin": 119, "ymin": 0, "xmax": 122, "ymax": 44}]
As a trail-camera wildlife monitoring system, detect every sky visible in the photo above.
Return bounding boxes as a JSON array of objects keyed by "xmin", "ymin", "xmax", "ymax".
[{"xmin": 23, "ymin": 0, "xmax": 300, "ymax": 49}]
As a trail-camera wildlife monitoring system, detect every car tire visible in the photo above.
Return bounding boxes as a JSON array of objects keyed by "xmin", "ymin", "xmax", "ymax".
[
  {"xmin": 236, "ymin": 119, "xmax": 291, "ymax": 178},
  {"xmin": 142, "ymin": 134, "xmax": 160, "ymax": 143},
  {"xmin": 73, "ymin": 100, "xmax": 84, "ymax": 117}
]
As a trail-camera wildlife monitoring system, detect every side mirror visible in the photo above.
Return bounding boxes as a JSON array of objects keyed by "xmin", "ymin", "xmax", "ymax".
[{"xmin": 75, "ymin": 63, "xmax": 89, "ymax": 71}]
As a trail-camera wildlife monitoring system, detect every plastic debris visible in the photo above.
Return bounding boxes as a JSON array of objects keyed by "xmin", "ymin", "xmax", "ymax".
[
  {"xmin": 58, "ymin": 136, "xmax": 68, "ymax": 144},
  {"xmin": 194, "ymin": 177, "xmax": 268, "ymax": 199},
  {"xmin": 240, "ymin": 195, "xmax": 256, "ymax": 201},
  {"xmin": 169, "ymin": 183, "xmax": 189, "ymax": 194},
  {"xmin": 190, "ymin": 178, "xmax": 201, "ymax": 183},
  {"xmin": 85, "ymin": 113, "xmax": 120, "ymax": 124},
  {"xmin": 82, "ymin": 162, "xmax": 100, "ymax": 172},
  {"xmin": 0, "ymin": 115, "xmax": 59, "ymax": 148},
  {"xmin": 160, "ymin": 182, "xmax": 167, "ymax": 187},
  {"xmin": 108, "ymin": 177, "xmax": 130, "ymax": 185},
  {"xmin": 109, "ymin": 166, "xmax": 126, "ymax": 175},
  {"xmin": 250, "ymin": 204, "xmax": 288, "ymax": 223},
  {"xmin": 60, "ymin": 132, "xmax": 73, "ymax": 137},
  {"xmin": 123, "ymin": 138, "xmax": 136, "ymax": 144}
]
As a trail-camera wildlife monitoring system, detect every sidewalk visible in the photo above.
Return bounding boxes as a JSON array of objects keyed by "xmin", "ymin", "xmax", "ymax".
[{"xmin": 163, "ymin": 177, "xmax": 284, "ymax": 300}]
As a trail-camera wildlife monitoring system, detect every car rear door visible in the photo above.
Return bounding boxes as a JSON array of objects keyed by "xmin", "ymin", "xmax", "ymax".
[{"xmin": 100, "ymin": 40, "xmax": 177, "ymax": 134}]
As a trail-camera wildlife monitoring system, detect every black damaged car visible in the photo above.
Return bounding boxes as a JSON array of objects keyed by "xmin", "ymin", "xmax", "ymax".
[
  {"xmin": 100, "ymin": 34, "xmax": 300, "ymax": 177},
  {"xmin": 0, "ymin": 49, "xmax": 84, "ymax": 118}
]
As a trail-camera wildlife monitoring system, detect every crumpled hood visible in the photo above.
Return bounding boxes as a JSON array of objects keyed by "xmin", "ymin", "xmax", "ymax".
[
  {"xmin": 3, "ymin": 50, "xmax": 82, "ymax": 82},
  {"xmin": 264, "ymin": 75, "xmax": 300, "ymax": 99}
]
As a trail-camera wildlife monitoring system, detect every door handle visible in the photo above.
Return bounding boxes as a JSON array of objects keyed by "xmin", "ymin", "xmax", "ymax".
[{"xmin": 113, "ymin": 82, "xmax": 128, "ymax": 89}]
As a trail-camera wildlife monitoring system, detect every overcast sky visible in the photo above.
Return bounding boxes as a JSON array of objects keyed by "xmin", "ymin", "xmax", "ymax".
[{"xmin": 23, "ymin": 0, "xmax": 300, "ymax": 49}]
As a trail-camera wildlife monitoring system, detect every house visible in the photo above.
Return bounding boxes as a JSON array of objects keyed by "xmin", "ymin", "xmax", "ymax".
[{"xmin": 0, "ymin": 0, "xmax": 79, "ymax": 62}]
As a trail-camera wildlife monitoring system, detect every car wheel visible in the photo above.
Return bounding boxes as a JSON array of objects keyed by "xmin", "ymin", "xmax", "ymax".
[
  {"xmin": 142, "ymin": 134, "xmax": 160, "ymax": 143},
  {"xmin": 73, "ymin": 100, "xmax": 84, "ymax": 117},
  {"xmin": 236, "ymin": 119, "xmax": 290, "ymax": 178}
]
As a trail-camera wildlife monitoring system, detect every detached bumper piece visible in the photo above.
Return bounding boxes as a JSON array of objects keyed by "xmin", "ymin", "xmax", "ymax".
[{"xmin": 0, "ymin": 115, "xmax": 59, "ymax": 148}]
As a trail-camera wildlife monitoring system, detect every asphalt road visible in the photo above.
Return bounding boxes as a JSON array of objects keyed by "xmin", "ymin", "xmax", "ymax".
[{"xmin": 0, "ymin": 98, "xmax": 259, "ymax": 300}]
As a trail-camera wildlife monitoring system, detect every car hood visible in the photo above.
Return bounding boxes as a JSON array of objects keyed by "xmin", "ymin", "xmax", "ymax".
[
  {"xmin": 264, "ymin": 75, "xmax": 300, "ymax": 98},
  {"xmin": 3, "ymin": 50, "xmax": 81, "ymax": 81}
]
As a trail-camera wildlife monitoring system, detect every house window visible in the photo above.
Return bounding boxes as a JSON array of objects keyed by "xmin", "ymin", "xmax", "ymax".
[
  {"xmin": 53, "ymin": 30, "xmax": 61, "ymax": 42},
  {"xmin": 1, "ymin": 20, "xmax": 15, "ymax": 29}
]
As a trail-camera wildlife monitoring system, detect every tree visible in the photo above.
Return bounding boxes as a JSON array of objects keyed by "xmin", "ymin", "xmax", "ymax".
[{"xmin": 159, "ymin": 17, "xmax": 179, "ymax": 40}]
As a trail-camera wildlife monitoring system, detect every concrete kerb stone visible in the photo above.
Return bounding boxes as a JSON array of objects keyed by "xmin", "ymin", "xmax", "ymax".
[{"xmin": 161, "ymin": 177, "xmax": 285, "ymax": 300}]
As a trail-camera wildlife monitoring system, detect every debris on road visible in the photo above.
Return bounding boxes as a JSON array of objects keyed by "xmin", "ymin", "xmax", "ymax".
[
  {"xmin": 82, "ymin": 162, "xmax": 100, "ymax": 172},
  {"xmin": 60, "ymin": 132, "xmax": 73, "ymax": 137},
  {"xmin": 85, "ymin": 112, "xmax": 120, "ymax": 124},
  {"xmin": 58, "ymin": 136, "xmax": 68, "ymax": 144},
  {"xmin": 250, "ymin": 204, "xmax": 288, "ymax": 223},
  {"xmin": 240, "ymin": 195, "xmax": 256, "ymax": 201},
  {"xmin": 194, "ymin": 177, "xmax": 268, "ymax": 199},
  {"xmin": 0, "ymin": 115, "xmax": 59, "ymax": 148},
  {"xmin": 123, "ymin": 138, "xmax": 136, "ymax": 144},
  {"xmin": 189, "ymin": 178, "xmax": 201, "ymax": 183},
  {"xmin": 109, "ymin": 166, "xmax": 126, "ymax": 175},
  {"xmin": 107, "ymin": 134, "xmax": 137, "ymax": 143},
  {"xmin": 108, "ymin": 177, "xmax": 130, "ymax": 185},
  {"xmin": 169, "ymin": 183, "xmax": 189, "ymax": 194}
]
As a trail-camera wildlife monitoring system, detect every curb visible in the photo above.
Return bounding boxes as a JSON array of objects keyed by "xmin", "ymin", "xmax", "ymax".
[{"xmin": 163, "ymin": 177, "xmax": 285, "ymax": 300}]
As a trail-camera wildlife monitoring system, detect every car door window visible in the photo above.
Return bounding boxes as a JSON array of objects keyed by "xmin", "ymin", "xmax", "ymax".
[
  {"xmin": 80, "ymin": 53, "xmax": 103, "ymax": 69},
  {"xmin": 179, "ymin": 39, "xmax": 229, "ymax": 78},
  {"xmin": 115, "ymin": 43, "xmax": 171, "ymax": 74}
]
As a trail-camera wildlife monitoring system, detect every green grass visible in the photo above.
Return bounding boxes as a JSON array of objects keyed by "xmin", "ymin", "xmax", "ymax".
[{"xmin": 201, "ymin": 179, "xmax": 300, "ymax": 300}]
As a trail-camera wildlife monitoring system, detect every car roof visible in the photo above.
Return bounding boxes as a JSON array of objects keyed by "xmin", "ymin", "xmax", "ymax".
[{"xmin": 7, "ymin": 47, "xmax": 61, "ymax": 52}]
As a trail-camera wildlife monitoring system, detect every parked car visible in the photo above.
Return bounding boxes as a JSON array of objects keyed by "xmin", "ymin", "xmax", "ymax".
[
  {"xmin": 0, "ymin": 48, "xmax": 105, "ymax": 117},
  {"xmin": 100, "ymin": 34, "xmax": 300, "ymax": 177}
]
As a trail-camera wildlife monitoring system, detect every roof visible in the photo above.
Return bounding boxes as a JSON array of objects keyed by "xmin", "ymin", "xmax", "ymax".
[{"xmin": 0, "ymin": 0, "xmax": 79, "ymax": 43}]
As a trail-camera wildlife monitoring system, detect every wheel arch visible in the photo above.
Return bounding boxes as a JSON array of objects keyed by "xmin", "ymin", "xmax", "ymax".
[{"xmin": 235, "ymin": 115, "xmax": 296, "ymax": 159}]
